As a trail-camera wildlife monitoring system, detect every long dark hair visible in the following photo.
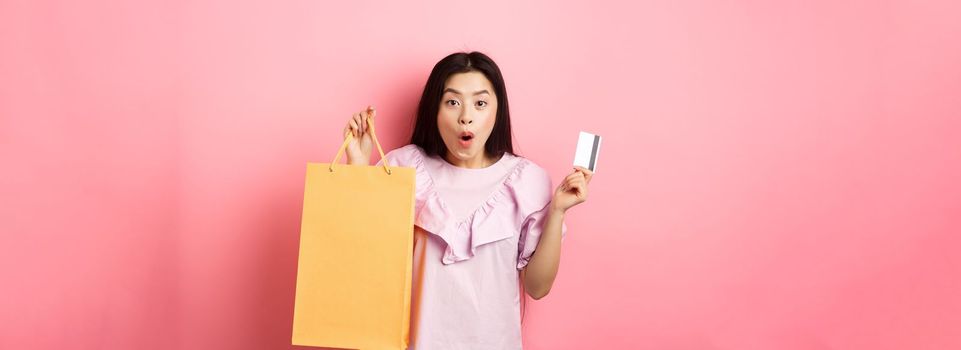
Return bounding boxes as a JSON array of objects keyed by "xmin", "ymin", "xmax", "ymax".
[{"xmin": 410, "ymin": 51, "xmax": 515, "ymax": 158}]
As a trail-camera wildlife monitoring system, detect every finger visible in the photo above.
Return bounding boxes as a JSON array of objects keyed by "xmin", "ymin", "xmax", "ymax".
[
  {"xmin": 572, "ymin": 181, "xmax": 589, "ymax": 197},
  {"xmin": 366, "ymin": 106, "xmax": 376, "ymax": 133},
  {"xmin": 571, "ymin": 168, "xmax": 588, "ymax": 179},
  {"xmin": 563, "ymin": 177, "xmax": 581, "ymax": 192},
  {"xmin": 570, "ymin": 172, "xmax": 586, "ymax": 182},
  {"xmin": 348, "ymin": 118, "xmax": 359, "ymax": 138},
  {"xmin": 361, "ymin": 111, "xmax": 368, "ymax": 134},
  {"xmin": 353, "ymin": 113, "xmax": 365, "ymax": 135},
  {"xmin": 573, "ymin": 166, "xmax": 594, "ymax": 183},
  {"xmin": 561, "ymin": 177, "xmax": 579, "ymax": 192},
  {"xmin": 361, "ymin": 108, "xmax": 370, "ymax": 132},
  {"xmin": 572, "ymin": 178, "xmax": 587, "ymax": 190}
]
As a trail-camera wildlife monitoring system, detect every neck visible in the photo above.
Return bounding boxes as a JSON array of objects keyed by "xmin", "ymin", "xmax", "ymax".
[{"xmin": 444, "ymin": 151, "xmax": 499, "ymax": 169}]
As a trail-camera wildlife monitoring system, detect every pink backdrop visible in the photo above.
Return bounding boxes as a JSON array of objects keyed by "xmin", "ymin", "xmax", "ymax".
[{"xmin": 2, "ymin": 1, "xmax": 960, "ymax": 349}]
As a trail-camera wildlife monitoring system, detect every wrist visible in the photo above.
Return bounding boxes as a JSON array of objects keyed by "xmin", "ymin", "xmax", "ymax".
[{"xmin": 549, "ymin": 202, "xmax": 567, "ymax": 217}]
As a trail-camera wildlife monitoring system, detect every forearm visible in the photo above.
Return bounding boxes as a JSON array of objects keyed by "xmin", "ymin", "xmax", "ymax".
[{"xmin": 522, "ymin": 204, "xmax": 565, "ymax": 300}]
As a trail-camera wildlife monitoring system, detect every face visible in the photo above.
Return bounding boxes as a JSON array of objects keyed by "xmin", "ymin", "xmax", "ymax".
[{"xmin": 437, "ymin": 71, "xmax": 498, "ymax": 166}]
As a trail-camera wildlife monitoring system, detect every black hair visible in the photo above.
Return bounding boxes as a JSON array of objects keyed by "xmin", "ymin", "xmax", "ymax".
[{"xmin": 410, "ymin": 51, "xmax": 515, "ymax": 159}]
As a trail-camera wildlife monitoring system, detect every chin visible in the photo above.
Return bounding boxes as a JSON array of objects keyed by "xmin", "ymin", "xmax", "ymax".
[{"xmin": 447, "ymin": 148, "xmax": 474, "ymax": 159}]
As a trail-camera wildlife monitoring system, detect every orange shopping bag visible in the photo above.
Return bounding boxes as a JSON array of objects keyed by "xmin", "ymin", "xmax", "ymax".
[{"xmin": 292, "ymin": 116, "xmax": 415, "ymax": 350}]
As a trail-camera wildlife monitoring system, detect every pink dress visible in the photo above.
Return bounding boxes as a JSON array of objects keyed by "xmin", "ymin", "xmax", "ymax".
[{"xmin": 377, "ymin": 144, "xmax": 567, "ymax": 350}]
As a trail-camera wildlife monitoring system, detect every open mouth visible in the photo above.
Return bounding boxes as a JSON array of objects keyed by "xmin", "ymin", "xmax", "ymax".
[{"xmin": 457, "ymin": 131, "xmax": 475, "ymax": 148}]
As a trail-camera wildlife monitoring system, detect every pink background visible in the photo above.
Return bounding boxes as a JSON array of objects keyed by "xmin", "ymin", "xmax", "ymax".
[{"xmin": 2, "ymin": 1, "xmax": 960, "ymax": 349}]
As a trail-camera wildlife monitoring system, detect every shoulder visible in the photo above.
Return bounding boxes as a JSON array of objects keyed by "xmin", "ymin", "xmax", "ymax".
[
  {"xmin": 378, "ymin": 144, "xmax": 435, "ymax": 200},
  {"xmin": 511, "ymin": 157, "xmax": 549, "ymax": 187},
  {"xmin": 379, "ymin": 144, "xmax": 425, "ymax": 167},
  {"xmin": 505, "ymin": 155, "xmax": 554, "ymax": 212}
]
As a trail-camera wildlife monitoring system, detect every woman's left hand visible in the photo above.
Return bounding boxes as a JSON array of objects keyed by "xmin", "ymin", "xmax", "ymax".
[{"xmin": 552, "ymin": 166, "xmax": 594, "ymax": 213}]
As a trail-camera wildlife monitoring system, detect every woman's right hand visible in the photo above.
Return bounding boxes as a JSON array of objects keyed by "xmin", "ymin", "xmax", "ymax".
[{"xmin": 343, "ymin": 105, "xmax": 375, "ymax": 165}]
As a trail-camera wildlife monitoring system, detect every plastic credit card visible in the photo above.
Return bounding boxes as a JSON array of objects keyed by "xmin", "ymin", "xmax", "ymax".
[{"xmin": 573, "ymin": 131, "xmax": 602, "ymax": 172}]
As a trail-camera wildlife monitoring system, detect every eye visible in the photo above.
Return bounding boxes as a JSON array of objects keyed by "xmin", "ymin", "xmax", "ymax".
[
  {"xmin": 445, "ymin": 99, "xmax": 460, "ymax": 107},
  {"xmin": 476, "ymin": 101, "xmax": 488, "ymax": 108}
]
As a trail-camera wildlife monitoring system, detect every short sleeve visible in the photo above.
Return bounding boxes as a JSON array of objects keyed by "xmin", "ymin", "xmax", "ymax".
[
  {"xmin": 512, "ymin": 161, "xmax": 568, "ymax": 270},
  {"xmin": 517, "ymin": 205, "xmax": 567, "ymax": 270}
]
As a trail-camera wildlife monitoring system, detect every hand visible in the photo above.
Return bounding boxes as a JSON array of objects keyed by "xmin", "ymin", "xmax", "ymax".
[
  {"xmin": 552, "ymin": 166, "xmax": 594, "ymax": 213},
  {"xmin": 343, "ymin": 105, "xmax": 375, "ymax": 165}
]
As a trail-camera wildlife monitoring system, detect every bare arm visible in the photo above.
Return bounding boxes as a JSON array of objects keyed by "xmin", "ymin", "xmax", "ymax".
[
  {"xmin": 521, "ymin": 204, "xmax": 566, "ymax": 300},
  {"xmin": 521, "ymin": 166, "xmax": 593, "ymax": 300}
]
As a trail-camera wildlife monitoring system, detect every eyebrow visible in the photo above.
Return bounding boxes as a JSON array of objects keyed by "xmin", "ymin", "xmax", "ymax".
[{"xmin": 443, "ymin": 88, "xmax": 490, "ymax": 96}]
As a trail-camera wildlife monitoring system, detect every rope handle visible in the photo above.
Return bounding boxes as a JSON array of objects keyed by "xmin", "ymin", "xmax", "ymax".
[{"xmin": 329, "ymin": 111, "xmax": 392, "ymax": 175}]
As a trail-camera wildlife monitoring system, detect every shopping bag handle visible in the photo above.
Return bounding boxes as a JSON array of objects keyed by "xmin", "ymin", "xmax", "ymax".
[{"xmin": 330, "ymin": 113, "xmax": 393, "ymax": 175}]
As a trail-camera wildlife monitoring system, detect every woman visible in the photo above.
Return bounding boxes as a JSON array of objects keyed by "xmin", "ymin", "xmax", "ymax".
[{"xmin": 342, "ymin": 51, "xmax": 592, "ymax": 349}]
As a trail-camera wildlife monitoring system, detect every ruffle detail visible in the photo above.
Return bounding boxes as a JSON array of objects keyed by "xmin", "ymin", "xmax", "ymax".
[{"xmin": 393, "ymin": 145, "xmax": 551, "ymax": 265}]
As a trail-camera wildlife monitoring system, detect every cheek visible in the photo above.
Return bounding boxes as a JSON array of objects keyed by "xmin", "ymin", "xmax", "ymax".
[
  {"xmin": 437, "ymin": 110, "xmax": 457, "ymax": 129},
  {"xmin": 481, "ymin": 110, "xmax": 497, "ymax": 132}
]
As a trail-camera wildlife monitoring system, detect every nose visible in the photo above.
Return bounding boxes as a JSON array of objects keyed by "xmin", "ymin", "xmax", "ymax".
[{"xmin": 458, "ymin": 110, "xmax": 473, "ymax": 125}]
